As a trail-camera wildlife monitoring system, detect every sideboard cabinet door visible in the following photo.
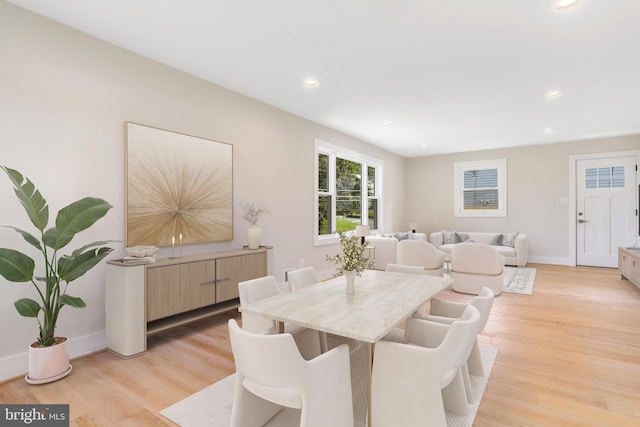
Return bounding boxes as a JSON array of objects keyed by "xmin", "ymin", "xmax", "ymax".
[
  {"xmin": 146, "ymin": 260, "xmax": 216, "ymax": 321},
  {"xmin": 216, "ymin": 252, "xmax": 267, "ymax": 302}
]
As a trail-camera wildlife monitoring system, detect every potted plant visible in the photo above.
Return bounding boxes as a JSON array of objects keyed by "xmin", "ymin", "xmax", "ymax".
[
  {"xmin": 240, "ymin": 201, "xmax": 270, "ymax": 249},
  {"xmin": 0, "ymin": 166, "xmax": 114, "ymax": 383},
  {"xmin": 325, "ymin": 229, "xmax": 371, "ymax": 294}
]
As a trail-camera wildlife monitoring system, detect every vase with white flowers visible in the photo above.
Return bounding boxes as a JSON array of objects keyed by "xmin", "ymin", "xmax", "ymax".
[
  {"xmin": 240, "ymin": 201, "xmax": 270, "ymax": 249},
  {"xmin": 325, "ymin": 229, "xmax": 371, "ymax": 294}
]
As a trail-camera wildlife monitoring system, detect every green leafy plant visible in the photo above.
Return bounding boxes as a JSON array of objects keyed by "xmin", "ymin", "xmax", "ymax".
[
  {"xmin": 325, "ymin": 229, "xmax": 371, "ymax": 276},
  {"xmin": 0, "ymin": 166, "xmax": 114, "ymax": 347}
]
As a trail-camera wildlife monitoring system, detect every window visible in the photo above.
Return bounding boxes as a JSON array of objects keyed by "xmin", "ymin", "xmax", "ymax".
[
  {"xmin": 585, "ymin": 166, "xmax": 625, "ymax": 189},
  {"xmin": 315, "ymin": 140, "xmax": 382, "ymax": 245},
  {"xmin": 454, "ymin": 159, "xmax": 507, "ymax": 217}
]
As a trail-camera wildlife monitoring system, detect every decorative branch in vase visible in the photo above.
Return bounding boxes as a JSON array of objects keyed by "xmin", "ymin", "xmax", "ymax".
[
  {"xmin": 326, "ymin": 229, "xmax": 371, "ymax": 295},
  {"xmin": 240, "ymin": 201, "xmax": 270, "ymax": 250},
  {"xmin": 325, "ymin": 229, "xmax": 371, "ymax": 276}
]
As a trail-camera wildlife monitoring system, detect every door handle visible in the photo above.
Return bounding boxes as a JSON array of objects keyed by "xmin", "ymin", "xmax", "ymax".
[{"xmin": 578, "ymin": 219, "xmax": 589, "ymax": 223}]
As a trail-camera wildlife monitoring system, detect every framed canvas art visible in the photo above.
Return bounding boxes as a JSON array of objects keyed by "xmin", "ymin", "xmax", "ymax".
[{"xmin": 125, "ymin": 122, "xmax": 233, "ymax": 246}]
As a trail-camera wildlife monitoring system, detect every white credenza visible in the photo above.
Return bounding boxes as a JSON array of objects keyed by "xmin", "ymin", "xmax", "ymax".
[
  {"xmin": 619, "ymin": 247, "xmax": 640, "ymax": 289},
  {"xmin": 106, "ymin": 247, "xmax": 272, "ymax": 357}
]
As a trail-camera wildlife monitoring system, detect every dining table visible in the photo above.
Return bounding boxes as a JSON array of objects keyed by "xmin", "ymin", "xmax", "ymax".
[{"xmin": 238, "ymin": 269, "xmax": 453, "ymax": 427}]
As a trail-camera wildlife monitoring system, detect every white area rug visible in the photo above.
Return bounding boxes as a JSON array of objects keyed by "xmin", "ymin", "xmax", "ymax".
[
  {"xmin": 160, "ymin": 338, "xmax": 498, "ymax": 427},
  {"xmin": 503, "ymin": 267, "xmax": 536, "ymax": 295}
]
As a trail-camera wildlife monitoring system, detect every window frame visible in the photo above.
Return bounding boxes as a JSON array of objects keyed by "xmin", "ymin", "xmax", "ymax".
[
  {"xmin": 454, "ymin": 158, "xmax": 507, "ymax": 218},
  {"xmin": 314, "ymin": 139, "xmax": 383, "ymax": 246}
]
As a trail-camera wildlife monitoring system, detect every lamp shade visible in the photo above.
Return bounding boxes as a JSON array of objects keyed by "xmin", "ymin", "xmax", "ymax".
[{"xmin": 355, "ymin": 225, "xmax": 370, "ymax": 237}]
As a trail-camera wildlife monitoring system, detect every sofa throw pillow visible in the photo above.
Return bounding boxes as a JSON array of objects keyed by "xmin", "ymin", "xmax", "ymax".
[
  {"xmin": 456, "ymin": 232, "xmax": 472, "ymax": 242},
  {"xmin": 492, "ymin": 234, "xmax": 503, "ymax": 246},
  {"xmin": 442, "ymin": 230, "xmax": 458, "ymax": 244},
  {"xmin": 395, "ymin": 232, "xmax": 410, "ymax": 241},
  {"xmin": 502, "ymin": 232, "xmax": 519, "ymax": 248}
]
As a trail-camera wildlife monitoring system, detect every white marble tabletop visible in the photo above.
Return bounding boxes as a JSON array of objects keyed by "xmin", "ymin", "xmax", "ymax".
[{"xmin": 239, "ymin": 269, "xmax": 453, "ymax": 343}]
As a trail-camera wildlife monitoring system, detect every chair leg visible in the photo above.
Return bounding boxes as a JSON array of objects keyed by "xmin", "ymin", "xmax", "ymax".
[
  {"xmin": 467, "ymin": 341, "xmax": 485, "ymax": 377},
  {"xmin": 231, "ymin": 374, "xmax": 282, "ymax": 427},
  {"xmin": 442, "ymin": 369, "xmax": 471, "ymax": 415}
]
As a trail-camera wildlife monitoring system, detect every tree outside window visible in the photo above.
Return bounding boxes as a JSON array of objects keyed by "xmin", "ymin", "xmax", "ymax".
[{"xmin": 315, "ymin": 141, "xmax": 382, "ymax": 244}]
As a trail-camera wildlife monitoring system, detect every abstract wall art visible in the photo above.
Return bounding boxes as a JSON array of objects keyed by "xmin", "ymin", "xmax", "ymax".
[{"xmin": 125, "ymin": 122, "xmax": 233, "ymax": 246}]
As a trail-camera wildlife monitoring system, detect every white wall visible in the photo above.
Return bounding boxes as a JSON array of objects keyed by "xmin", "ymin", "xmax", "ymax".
[
  {"xmin": 0, "ymin": 1, "xmax": 407, "ymax": 380},
  {"xmin": 406, "ymin": 135, "xmax": 640, "ymax": 265}
]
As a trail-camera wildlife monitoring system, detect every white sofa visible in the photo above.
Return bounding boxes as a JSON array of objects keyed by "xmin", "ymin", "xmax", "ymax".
[
  {"xmin": 430, "ymin": 231, "xmax": 527, "ymax": 267},
  {"xmin": 365, "ymin": 232, "xmax": 427, "ymax": 270}
]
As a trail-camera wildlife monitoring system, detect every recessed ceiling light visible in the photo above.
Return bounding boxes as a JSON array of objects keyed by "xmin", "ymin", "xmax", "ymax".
[
  {"xmin": 543, "ymin": 127, "xmax": 554, "ymax": 134},
  {"xmin": 545, "ymin": 90, "xmax": 562, "ymax": 99},
  {"xmin": 380, "ymin": 121, "xmax": 392, "ymax": 127},
  {"xmin": 303, "ymin": 79, "xmax": 319, "ymax": 88},
  {"xmin": 420, "ymin": 143, "xmax": 428, "ymax": 149},
  {"xmin": 555, "ymin": 0, "xmax": 580, "ymax": 9}
]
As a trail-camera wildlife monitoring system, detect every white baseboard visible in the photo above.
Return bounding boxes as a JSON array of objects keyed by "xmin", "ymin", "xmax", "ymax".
[
  {"xmin": 0, "ymin": 331, "xmax": 106, "ymax": 382},
  {"xmin": 526, "ymin": 256, "xmax": 572, "ymax": 266}
]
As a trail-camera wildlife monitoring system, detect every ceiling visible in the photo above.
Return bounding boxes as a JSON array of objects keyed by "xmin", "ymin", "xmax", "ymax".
[{"xmin": 8, "ymin": 0, "xmax": 640, "ymax": 157}]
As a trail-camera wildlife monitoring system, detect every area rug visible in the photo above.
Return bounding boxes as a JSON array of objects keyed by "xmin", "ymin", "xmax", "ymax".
[
  {"xmin": 503, "ymin": 267, "xmax": 536, "ymax": 295},
  {"xmin": 160, "ymin": 342, "xmax": 498, "ymax": 427}
]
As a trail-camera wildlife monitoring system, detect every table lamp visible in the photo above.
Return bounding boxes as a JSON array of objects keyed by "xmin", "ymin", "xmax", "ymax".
[{"xmin": 355, "ymin": 225, "xmax": 370, "ymax": 245}]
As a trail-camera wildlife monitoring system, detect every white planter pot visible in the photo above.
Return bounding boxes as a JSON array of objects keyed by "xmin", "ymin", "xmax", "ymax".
[
  {"xmin": 246, "ymin": 224, "xmax": 262, "ymax": 249},
  {"xmin": 26, "ymin": 338, "xmax": 72, "ymax": 384}
]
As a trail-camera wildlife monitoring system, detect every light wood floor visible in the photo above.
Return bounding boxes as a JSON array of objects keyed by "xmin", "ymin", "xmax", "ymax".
[{"xmin": 1, "ymin": 264, "xmax": 639, "ymax": 426}]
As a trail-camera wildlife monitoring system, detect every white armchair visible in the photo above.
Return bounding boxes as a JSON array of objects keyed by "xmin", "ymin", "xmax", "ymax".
[
  {"xmin": 415, "ymin": 286, "xmax": 495, "ymax": 376},
  {"xmin": 396, "ymin": 240, "xmax": 446, "ymax": 276},
  {"xmin": 371, "ymin": 306, "xmax": 481, "ymax": 427},
  {"xmin": 450, "ymin": 243, "xmax": 505, "ymax": 295},
  {"xmin": 238, "ymin": 276, "xmax": 322, "ymax": 360},
  {"xmin": 228, "ymin": 319, "xmax": 354, "ymax": 427}
]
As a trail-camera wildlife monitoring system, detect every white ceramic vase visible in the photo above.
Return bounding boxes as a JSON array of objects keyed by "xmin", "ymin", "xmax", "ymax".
[
  {"xmin": 26, "ymin": 338, "xmax": 72, "ymax": 384},
  {"xmin": 246, "ymin": 224, "xmax": 262, "ymax": 249},
  {"xmin": 344, "ymin": 269, "xmax": 356, "ymax": 295}
]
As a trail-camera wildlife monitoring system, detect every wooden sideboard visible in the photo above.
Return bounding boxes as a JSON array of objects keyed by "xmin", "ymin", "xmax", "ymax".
[
  {"xmin": 618, "ymin": 247, "xmax": 640, "ymax": 289},
  {"xmin": 106, "ymin": 247, "xmax": 272, "ymax": 357}
]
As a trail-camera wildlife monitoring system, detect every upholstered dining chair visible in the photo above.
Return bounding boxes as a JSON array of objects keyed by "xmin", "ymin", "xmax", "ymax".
[
  {"xmin": 287, "ymin": 266, "xmax": 320, "ymax": 290},
  {"xmin": 385, "ymin": 263, "xmax": 426, "ymax": 275},
  {"xmin": 228, "ymin": 319, "xmax": 354, "ymax": 427},
  {"xmin": 396, "ymin": 240, "xmax": 446, "ymax": 276},
  {"xmin": 414, "ymin": 286, "xmax": 495, "ymax": 376},
  {"xmin": 371, "ymin": 306, "xmax": 481, "ymax": 427},
  {"xmin": 285, "ymin": 267, "xmax": 328, "ymax": 352},
  {"xmin": 450, "ymin": 243, "xmax": 505, "ymax": 295},
  {"xmin": 238, "ymin": 276, "xmax": 322, "ymax": 360},
  {"xmin": 385, "ymin": 263, "xmax": 428, "ymax": 315}
]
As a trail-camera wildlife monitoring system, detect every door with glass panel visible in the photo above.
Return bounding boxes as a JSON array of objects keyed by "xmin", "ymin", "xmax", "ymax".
[{"xmin": 576, "ymin": 156, "xmax": 638, "ymax": 267}]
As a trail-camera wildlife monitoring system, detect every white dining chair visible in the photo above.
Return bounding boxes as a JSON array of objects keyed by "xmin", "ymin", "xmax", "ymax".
[
  {"xmin": 287, "ymin": 266, "xmax": 320, "ymax": 290},
  {"xmin": 396, "ymin": 240, "xmax": 446, "ymax": 276},
  {"xmin": 238, "ymin": 276, "xmax": 321, "ymax": 360},
  {"xmin": 371, "ymin": 305, "xmax": 481, "ymax": 427},
  {"xmin": 228, "ymin": 319, "xmax": 354, "ymax": 427},
  {"xmin": 385, "ymin": 263, "xmax": 426, "ymax": 275},
  {"xmin": 415, "ymin": 286, "xmax": 494, "ymax": 376},
  {"xmin": 286, "ymin": 267, "xmax": 329, "ymax": 352},
  {"xmin": 385, "ymin": 263, "xmax": 428, "ymax": 315}
]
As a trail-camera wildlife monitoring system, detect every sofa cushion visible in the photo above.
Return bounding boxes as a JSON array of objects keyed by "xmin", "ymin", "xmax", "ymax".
[
  {"xmin": 442, "ymin": 230, "xmax": 458, "ymax": 244},
  {"xmin": 501, "ymin": 232, "xmax": 520, "ymax": 248}
]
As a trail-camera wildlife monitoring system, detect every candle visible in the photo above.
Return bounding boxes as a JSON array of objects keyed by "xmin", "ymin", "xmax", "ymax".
[
  {"xmin": 171, "ymin": 236, "xmax": 175, "ymax": 246},
  {"xmin": 179, "ymin": 233, "xmax": 183, "ymax": 243}
]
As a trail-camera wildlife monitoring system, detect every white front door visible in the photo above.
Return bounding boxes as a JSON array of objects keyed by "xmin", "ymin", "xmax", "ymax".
[{"xmin": 576, "ymin": 156, "xmax": 638, "ymax": 267}]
